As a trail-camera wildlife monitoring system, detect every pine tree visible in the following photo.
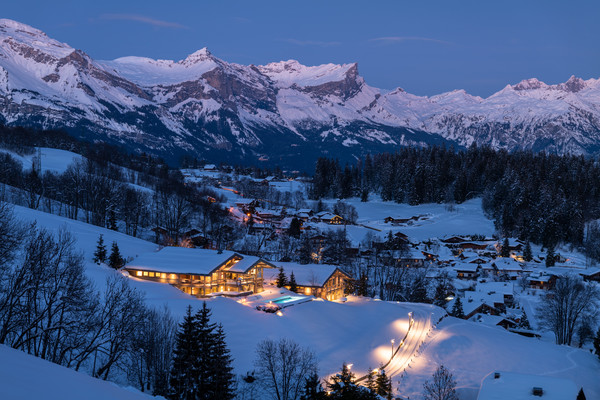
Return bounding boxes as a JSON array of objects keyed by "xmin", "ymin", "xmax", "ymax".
[
  {"xmin": 93, "ymin": 234, "xmax": 107, "ymax": 264},
  {"xmin": 577, "ymin": 388, "xmax": 587, "ymax": 400},
  {"xmin": 300, "ymin": 372, "xmax": 326, "ymax": 400},
  {"xmin": 518, "ymin": 309, "xmax": 531, "ymax": 330},
  {"xmin": 169, "ymin": 306, "xmax": 199, "ymax": 400},
  {"xmin": 289, "ymin": 272, "xmax": 298, "ymax": 293},
  {"xmin": 211, "ymin": 324, "xmax": 236, "ymax": 400},
  {"xmin": 195, "ymin": 302, "xmax": 217, "ymax": 399},
  {"xmin": 276, "ymin": 267, "xmax": 287, "ymax": 288},
  {"xmin": 108, "ymin": 241, "xmax": 124, "ymax": 269},
  {"xmin": 288, "ymin": 217, "xmax": 302, "ymax": 238},
  {"xmin": 501, "ymin": 237, "xmax": 510, "ymax": 257},
  {"xmin": 375, "ymin": 369, "xmax": 392, "ymax": 400},
  {"xmin": 545, "ymin": 245, "xmax": 556, "ymax": 267},
  {"xmin": 410, "ymin": 278, "xmax": 430, "ymax": 303},
  {"xmin": 450, "ymin": 297, "xmax": 465, "ymax": 318},
  {"xmin": 433, "ymin": 283, "xmax": 448, "ymax": 307},
  {"xmin": 360, "ymin": 188, "xmax": 369, "ymax": 203},
  {"xmin": 365, "ymin": 368, "xmax": 376, "ymax": 393},
  {"xmin": 523, "ymin": 241, "xmax": 533, "ymax": 262},
  {"xmin": 356, "ymin": 274, "xmax": 369, "ymax": 297}
]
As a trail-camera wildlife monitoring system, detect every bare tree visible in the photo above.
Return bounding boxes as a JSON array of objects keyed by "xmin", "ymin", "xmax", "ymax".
[
  {"xmin": 423, "ymin": 365, "xmax": 458, "ymax": 400},
  {"xmin": 538, "ymin": 274, "xmax": 600, "ymax": 345},
  {"xmin": 255, "ymin": 338, "xmax": 318, "ymax": 400}
]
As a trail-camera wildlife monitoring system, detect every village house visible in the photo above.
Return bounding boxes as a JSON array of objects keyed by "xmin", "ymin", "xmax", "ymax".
[
  {"xmin": 441, "ymin": 236, "xmax": 468, "ymax": 244},
  {"xmin": 455, "ymin": 262, "xmax": 479, "ymax": 279},
  {"xmin": 311, "ymin": 211, "xmax": 344, "ymax": 225},
  {"xmin": 580, "ymin": 268, "xmax": 600, "ymax": 282},
  {"xmin": 125, "ymin": 247, "xmax": 276, "ymax": 297},
  {"xmin": 470, "ymin": 314, "xmax": 517, "ymax": 330},
  {"xmin": 491, "ymin": 258, "xmax": 523, "ymax": 280},
  {"xmin": 528, "ymin": 273, "xmax": 557, "ymax": 290},
  {"xmin": 264, "ymin": 262, "xmax": 353, "ymax": 301}
]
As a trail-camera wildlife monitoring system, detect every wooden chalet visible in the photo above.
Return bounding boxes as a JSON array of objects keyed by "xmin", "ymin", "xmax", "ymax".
[
  {"xmin": 265, "ymin": 262, "xmax": 353, "ymax": 301},
  {"xmin": 384, "ymin": 216, "xmax": 411, "ymax": 225},
  {"xmin": 312, "ymin": 211, "xmax": 344, "ymax": 225},
  {"xmin": 580, "ymin": 268, "xmax": 600, "ymax": 282},
  {"xmin": 528, "ymin": 274, "xmax": 557, "ymax": 290},
  {"xmin": 455, "ymin": 263, "xmax": 479, "ymax": 279},
  {"xmin": 441, "ymin": 236, "xmax": 468, "ymax": 244},
  {"xmin": 459, "ymin": 242, "xmax": 489, "ymax": 251},
  {"xmin": 125, "ymin": 248, "xmax": 276, "ymax": 297}
]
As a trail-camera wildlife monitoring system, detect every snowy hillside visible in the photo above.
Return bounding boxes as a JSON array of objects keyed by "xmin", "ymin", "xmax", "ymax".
[
  {"xmin": 0, "ymin": 345, "xmax": 155, "ymax": 400},
  {"xmin": 4, "ymin": 202, "xmax": 599, "ymax": 399},
  {"xmin": 2, "ymin": 19, "xmax": 599, "ymax": 168}
]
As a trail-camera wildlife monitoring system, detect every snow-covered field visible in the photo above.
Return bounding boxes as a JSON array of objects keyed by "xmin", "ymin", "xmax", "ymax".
[
  {"xmin": 0, "ymin": 147, "xmax": 83, "ymax": 174},
  {"xmin": 8, "ymin": 203, "xmax": 600, "ymax": 399}
]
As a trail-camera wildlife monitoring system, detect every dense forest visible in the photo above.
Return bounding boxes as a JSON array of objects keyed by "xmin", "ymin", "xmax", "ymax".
[{"xmin": 311, "ymin": 146, "xmax": 600, "ymax": 248}]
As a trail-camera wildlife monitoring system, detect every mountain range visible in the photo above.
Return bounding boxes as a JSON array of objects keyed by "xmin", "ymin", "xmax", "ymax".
[{"xmin": 1, "ymin": 18, "xmax": 599, "ymax": 169}]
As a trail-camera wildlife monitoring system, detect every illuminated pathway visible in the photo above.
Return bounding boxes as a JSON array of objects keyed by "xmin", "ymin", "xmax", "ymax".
[{"xmin": 356, "ymin": 307, "xmax": 442, "ymax": 383}]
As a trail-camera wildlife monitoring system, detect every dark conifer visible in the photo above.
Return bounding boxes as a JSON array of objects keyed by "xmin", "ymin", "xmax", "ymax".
[
  {"xmin": 523, "ymin": 241, "xmax": 533, "ymax": 262},
  {"xmin": 501, "ymin": 237, "xmax": 510, "ymax": 257},
  {"xmin": 289, "ymin": 272, "xmax": 298, "ymax": 293},
  {"xmin": 450, "ymin": 297, "xmax": 465, "ymax": 318},
  {"xmin": 169, "ymin": 306, "xmax": 198, "ymax": 400},
  {"xmin": 108, "ymin": 241, "xmax": 124, "ymax": 269},
  {"xmin": 276, "ymin": 267, "xmax": 287, "ymax": 288},
  {"xmin": 375, "ymin": 369, "xmax": 392, "ymax": 400},
  {"xmin": 211, "ymin": 324, "xmax": 236, "ymax": 400},
  {"xmin": 93, "ymin": 234, "xmax": 107, "ymax": 264},
  {"xmin": 546, "ymin": 245, "xmax": 556, "ymax": 267}
]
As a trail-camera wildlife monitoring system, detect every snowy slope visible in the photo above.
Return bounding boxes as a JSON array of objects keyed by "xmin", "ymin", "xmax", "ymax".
[
  {"xmin": 396, "ymin": 317, "xmax": 600, "ymax": 400},
  {"xmin": 0, "ymin": 345, "xmax": 155, "ymax": 400}
]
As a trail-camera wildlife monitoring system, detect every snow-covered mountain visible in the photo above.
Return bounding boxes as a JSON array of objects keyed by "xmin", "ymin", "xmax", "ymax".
[{"xmin": 2, "ymin": 19, "xmax": 600, "ymax": 168}]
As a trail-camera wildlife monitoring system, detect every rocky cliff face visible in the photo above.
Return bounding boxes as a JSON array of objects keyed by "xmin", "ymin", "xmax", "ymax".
[{"xmin": 1, "ymin": 19, "xmax": 600, "ymax": 169}]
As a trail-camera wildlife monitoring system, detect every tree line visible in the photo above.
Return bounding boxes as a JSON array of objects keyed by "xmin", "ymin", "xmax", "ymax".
[{"xmin": 311, "ymin": 146, "xmax": 600, "ymax": 250}]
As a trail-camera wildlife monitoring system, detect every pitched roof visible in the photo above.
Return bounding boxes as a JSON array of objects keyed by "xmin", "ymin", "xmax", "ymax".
[
  {"xmin": 126, "ymin": 247, "xmax": 237, "ymax": 275},
  {"xmin": 264, "ymin": 262, "xmax": 351, "ymax": 287}
]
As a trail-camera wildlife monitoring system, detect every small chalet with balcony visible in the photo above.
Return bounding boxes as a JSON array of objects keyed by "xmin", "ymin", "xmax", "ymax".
[
  {"xmin": 125, "ymin": 247, "xmax": 276, "ymax": 297},
  {"xmin": 264, "ymin": 262, "xmax": 352, "ymax": 301}
]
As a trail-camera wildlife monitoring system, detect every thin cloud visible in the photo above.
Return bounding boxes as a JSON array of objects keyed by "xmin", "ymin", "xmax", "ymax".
[
  {"xmin": 370, "ymin": 36, "xmax": 452, "ymax": 45},
  {"xmin": 100, "ymin": 14, "xmax": 188, "ymax": 29},
  {"xmin": 283, "ymin": 38, "xmax": 341, "ymax": 47}
]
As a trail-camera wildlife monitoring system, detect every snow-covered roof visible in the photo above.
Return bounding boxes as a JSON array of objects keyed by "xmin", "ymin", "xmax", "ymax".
[
  {"xmin": 126, "ymin": 247, "xmax": 238, "ymax": 275},
  {"xmin": 455, "ymin": 262, "xmax": 479, "ymax": 272},
  {"xmin": 264, "ymin": 262, "xmax": 350, "ymax": 287},
  {"xmin": 475, "ymin": 281, "xmax": 514, "ymax": 296},
  {"xmin": 227, "ymin": 256, "xmax": 275, "ymax": 273},
  {"xmin": 477, "ymin": 371, "xmax": 579, "ymax": 400},
  {"xmin": 493, "ymin": 257, "xmax": 523, "ymax": 271}
]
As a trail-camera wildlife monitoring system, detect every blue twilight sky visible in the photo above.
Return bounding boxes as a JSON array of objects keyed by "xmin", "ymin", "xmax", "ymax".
[{"xmin": 3, "ymin": 0, "xmax": 599, "ymax": 97}]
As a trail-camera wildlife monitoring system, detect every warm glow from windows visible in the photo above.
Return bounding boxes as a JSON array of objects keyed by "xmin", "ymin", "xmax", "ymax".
[
  {"xmin": 161, "ymin": 273, "xmax": 167, "ymax": 279},
  {"xmin": 149, "ymin": 272, "xmax": 155, "ymax": 277},
  {"xmin": 136, "ymin": 271, "xmax": 142, "ymax": 277},
  {"xmin": 143, "ymin": 271, "xmax": 148, "ymax": 276},
  {"xmin": 170, "ymin": 274, "xmax": 177, "ymax": 279}
]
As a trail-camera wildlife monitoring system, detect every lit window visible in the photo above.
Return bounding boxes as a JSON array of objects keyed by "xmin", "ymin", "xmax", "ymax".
[
  {"xmin": 136, "ymin": 271, "xmax": 142, "ymax": 277},
  {"xmin": 143, "ymin": 271, "xmax": 148, "ymax": 277},
  {"xmin": 161, "ymin": 273, "xmax": 167, "ymax": 279},
  {"xmin": 149, "ymin": 272, "xmax": 155, "ymax": 277},
  {"xmin": 170, "ymin": 274, "xmax": 177, "ymax": 279}
]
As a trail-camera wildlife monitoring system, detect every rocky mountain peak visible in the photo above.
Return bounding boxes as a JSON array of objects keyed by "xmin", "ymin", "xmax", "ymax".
[
  {"xmin": 512, "ymin": 78, "xmax": 548, "ymax": 91},
  {"xmin": 559, "ymin": 75, "xmax": 586, "ymax": 93}
]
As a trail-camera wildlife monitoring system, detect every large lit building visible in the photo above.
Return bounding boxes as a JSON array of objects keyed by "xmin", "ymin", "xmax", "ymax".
[{"xmin": 125, "ymin": 247, "xmax": 275, "ymax": 297}]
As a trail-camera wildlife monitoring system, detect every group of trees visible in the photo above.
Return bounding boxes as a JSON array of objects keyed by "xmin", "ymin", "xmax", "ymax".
[
  {"xmin": 169, "ymin": 303, "xmax": 235, "ymax": 400},
  {"xmin": 0, "ymin": 203, "xmax": 177, "ymax": 395},
  {"xmin": 311, "ymin": 146, "xmax": 600, "ymax": 252},
  {"xmin": 538, "ymin": 274, "xmax": 600, "ymax": 346}
]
